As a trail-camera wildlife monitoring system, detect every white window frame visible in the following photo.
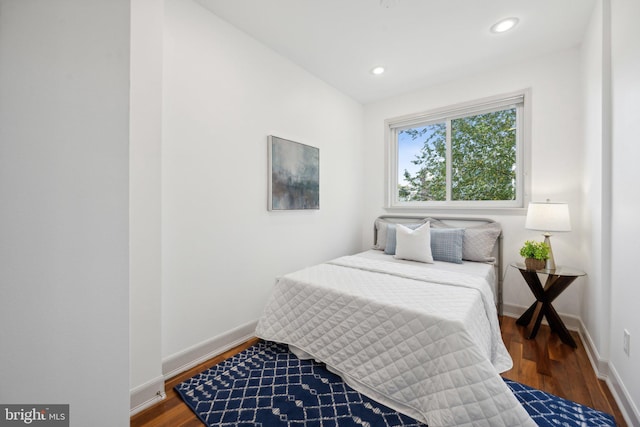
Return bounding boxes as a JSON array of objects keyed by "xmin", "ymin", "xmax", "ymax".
[{"xmin": 385, "ymin": 89, "xmax": 531, "ymax": 212}]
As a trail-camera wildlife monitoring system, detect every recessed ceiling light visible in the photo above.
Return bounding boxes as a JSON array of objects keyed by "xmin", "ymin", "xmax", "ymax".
[
  {"xmin": 490, "ymin": 17, "xmax": 519, "ymax": 33},
  {"xmin": 371, "ymin": 66, "xmax": 385, "ymax": 75}
]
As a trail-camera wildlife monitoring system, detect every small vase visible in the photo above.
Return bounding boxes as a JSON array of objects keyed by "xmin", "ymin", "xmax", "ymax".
[{"xmin": 525, "ymin": 258, "xmax": 545, "ymax": 271}]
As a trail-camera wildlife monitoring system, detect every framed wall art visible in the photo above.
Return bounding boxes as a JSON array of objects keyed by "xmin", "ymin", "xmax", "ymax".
[{"xmin": 268, "ymin": 136, "xmax": 319, "ymax": 211}]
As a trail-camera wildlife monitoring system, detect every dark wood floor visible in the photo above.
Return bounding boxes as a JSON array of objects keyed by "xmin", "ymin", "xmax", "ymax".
[
  {"xmin": 500, "ymin": 315, "xmax": 626, "ymax": 426},
  {"xmin": 131, "ymin": 316, "xmax": 626, "ymax": 426}
]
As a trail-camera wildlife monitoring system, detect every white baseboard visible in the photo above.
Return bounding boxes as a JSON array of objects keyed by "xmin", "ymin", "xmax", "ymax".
[
  {"xmin": 503, "ymin": 303, "xmax": 639, "ymax": 427},
  {"xmin": 129, "ymin": 375, "xmax": 166, "ymax": 416},
  {"xmin": 162, "ymin": 319, "xmax": 258, "ymax": 381},
  {"xmin": 606, "ymin": 363, "xmax": 640, "ymax": 427},
  {"xmin": 570, "ymin": 320, "xmax": 639, "ymax": 426},
  {"xmin": 576, "ymin": 318, "xmax": 610, "ymax": 380}
]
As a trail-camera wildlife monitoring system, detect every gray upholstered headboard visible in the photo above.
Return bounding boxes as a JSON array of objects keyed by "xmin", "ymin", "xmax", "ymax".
[{"xmin": 373, "ymin": 215, "xmax": 503, "ymax": 316}]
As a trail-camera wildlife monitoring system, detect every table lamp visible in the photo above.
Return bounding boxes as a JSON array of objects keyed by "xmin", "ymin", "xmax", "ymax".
[{"xmin": 524, "ymin": 200, "xmax": 571, "ymax": 270}]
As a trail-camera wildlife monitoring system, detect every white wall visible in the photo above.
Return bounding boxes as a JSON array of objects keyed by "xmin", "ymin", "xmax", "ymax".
[
  {"xmin": 609, "ymin": 0, "xmax": 640, "ymax": 421},
  {"xmin": 130, "ymin": 0, "xmax": 165, "ymax": 411},
  {"xmin": 0, "ymin": 1, "xmax": 131, "ymax": 426},
  {"xmin": 580, "ymin": 0, "xmax": 612, "ymax": 369},
  {"xmin": 362, "ymin": 48, "xmax": 586, "ymax": 317},
  {"xmin": 160, "ymin": 0, "xmax": 364, "ymax": 360}
]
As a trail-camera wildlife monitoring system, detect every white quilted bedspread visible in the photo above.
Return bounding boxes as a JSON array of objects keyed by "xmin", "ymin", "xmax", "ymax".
[{"xmin": 255, "ymin": 255, "xmax": 535, "ymax": 427}]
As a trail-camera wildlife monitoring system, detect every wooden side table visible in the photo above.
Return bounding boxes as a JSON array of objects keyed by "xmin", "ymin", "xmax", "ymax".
[{"xmin": 511, "ymin": 263, "xmax": 585, "ymax": 348}]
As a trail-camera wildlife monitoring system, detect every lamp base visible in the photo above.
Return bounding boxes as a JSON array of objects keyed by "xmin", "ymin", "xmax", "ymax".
[{"xmin": 543, "ymin": 233, "xmax": 556, "ymax": 271}]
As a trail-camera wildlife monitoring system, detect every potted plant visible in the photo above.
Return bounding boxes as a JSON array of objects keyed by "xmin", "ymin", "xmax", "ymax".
[{"xmin": 519, "ymin": 240, "xmax": 550, "ymax": 270}]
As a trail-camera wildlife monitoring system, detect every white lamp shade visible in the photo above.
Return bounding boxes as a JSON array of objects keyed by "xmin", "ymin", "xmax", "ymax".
[{"xmin": 525, "ymin": 202, "xmax": 571, "ymax": 232}]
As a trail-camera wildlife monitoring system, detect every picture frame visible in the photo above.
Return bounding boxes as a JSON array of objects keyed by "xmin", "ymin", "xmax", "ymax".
[{"xmin": 268, "ymin": 135, "xmax": 319, "ymax": 211}]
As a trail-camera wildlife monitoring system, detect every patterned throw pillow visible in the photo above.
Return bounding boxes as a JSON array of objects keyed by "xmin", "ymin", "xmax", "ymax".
[{"xmin": 430, "ymin": 228, "xmax": 465, "ymax": 263}]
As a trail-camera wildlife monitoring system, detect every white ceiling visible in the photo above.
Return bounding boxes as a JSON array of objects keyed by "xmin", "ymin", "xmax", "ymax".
[{"xmin": 195, "ymin": 0, "xmax": 596, "ymax": 104}]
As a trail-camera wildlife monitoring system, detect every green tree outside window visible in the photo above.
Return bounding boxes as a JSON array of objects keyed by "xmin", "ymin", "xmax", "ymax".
[{"xmin": 398, "ymin": 108, "xmax": 517, "ymax": 202}]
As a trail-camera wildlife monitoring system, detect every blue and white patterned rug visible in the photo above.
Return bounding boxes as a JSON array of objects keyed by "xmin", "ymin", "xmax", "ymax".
[{"xmin": 175, "ymin": 341, "xmax": 616, "ymax": 427}]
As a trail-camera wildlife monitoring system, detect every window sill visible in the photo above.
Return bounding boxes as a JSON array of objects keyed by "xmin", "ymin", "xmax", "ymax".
[{"xmin": 383, "ymin": 205, "xmax": 528, "ymax": 216}]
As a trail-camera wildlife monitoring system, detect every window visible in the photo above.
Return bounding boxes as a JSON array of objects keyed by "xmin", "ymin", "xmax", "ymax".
[{"xmin": 386, "ymin": 91, "xmax": 529, "ymax": 210}]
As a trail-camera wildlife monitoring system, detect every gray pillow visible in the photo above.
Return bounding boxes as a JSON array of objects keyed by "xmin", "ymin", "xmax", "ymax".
[
  {"xmin": 424, "ymin": 217, "xmax": 450, "ymax": 229},
  {"xmin": 374, "ymin": 218, "xmax": 427, "ymax": 250},
  {"xmin": 462, "ymin": 222, "xmax": 501, "ymax": 263},
  {"xmin": 430, "ymin": 228, "xmax": 465, "ymax": 263},
  {"xmin": 373, "ymin": 218, "xmax": 390, "ymax": 250}
]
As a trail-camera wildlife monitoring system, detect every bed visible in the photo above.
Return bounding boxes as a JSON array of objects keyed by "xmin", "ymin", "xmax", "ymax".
[{"xmin": 255, "ymin": 216, "xmax": 535, "ymax": 427}]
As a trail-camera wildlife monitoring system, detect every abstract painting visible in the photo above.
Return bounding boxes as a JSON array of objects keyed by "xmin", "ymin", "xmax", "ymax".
[{"xmin": 268, "ymin": 136, "xmax": 319, "ymax": 210}]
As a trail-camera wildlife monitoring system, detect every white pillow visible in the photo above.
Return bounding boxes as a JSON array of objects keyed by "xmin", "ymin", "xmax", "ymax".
[{"xmin": 394, "ymin": 222, "xmax": 434, "ymax": 263}]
